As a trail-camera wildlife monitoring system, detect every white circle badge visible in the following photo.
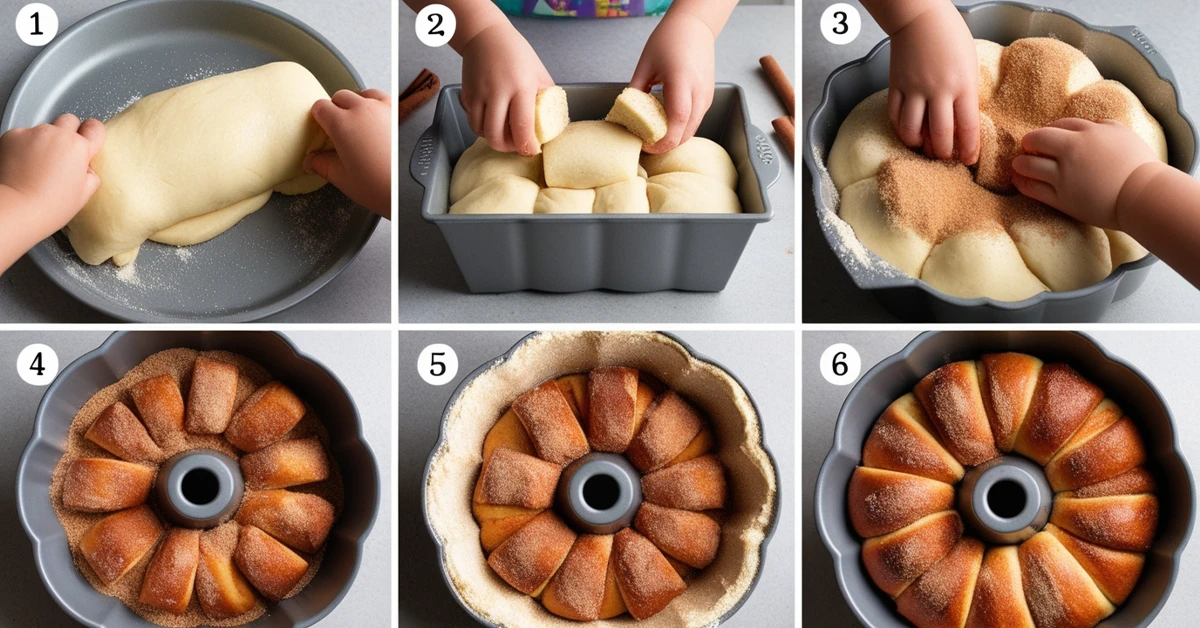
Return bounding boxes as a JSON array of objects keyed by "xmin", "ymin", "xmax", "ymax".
[
  {"xmin": 16, "ymin": 4, "xmax": 58, "ymax": 47},
  {"xmin": 820, "ymin": 343, "xmax": 862, "ymax": 386},
  {"xmin": 418, "ymin": 343, "xmax": 458, "ymax": 386},
  {"xmin": 821, "ymin": 3, "xmax": 861, "ymax": 46},
  {"xmin": 415, "ymin": 4, "xmax": 456, "ymax": 48},
  {"xmin": 18, "ymin": 343, "xmax": 59, "ymax": 386}
]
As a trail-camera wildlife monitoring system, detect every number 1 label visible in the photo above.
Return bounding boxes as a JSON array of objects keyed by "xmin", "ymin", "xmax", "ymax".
[{"xmin": 16, "ymin": 4, "xmax": 58, "ymax": 47}]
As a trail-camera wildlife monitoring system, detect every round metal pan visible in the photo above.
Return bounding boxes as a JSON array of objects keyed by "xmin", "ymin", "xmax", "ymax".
[{"xmin": 0, "ymin": 0, "xmax": 380, "ymax": 322}]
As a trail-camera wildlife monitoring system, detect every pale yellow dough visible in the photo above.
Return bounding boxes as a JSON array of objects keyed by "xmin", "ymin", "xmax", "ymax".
[
  {"xmin": 593, "ymin": 178, "xmax": 649, "ymax": 214},
  {"xmin": 534, "ymin": 187, "xmax": 594, "ymax": 214},
  {"xmin": 647, "ymin": 172, "xmax": 741, "ymax": 214},
  {"xmin": 641, "ymin": 137, "xmax": 739, "ymax": 189},
  {"xmin": 65, "ymin": 62, "xmax": 331, "ymax": 266},
  {"xmin": 449, "ymin": 175, "xmax": 539, "ymax": 215},
  {"xmin": 451, "ymin": 138, "xmax": 543, "ymax": 203},
  {"xmin": 542, "ymin": 120, "xmax": 642, "ymax": 189}
]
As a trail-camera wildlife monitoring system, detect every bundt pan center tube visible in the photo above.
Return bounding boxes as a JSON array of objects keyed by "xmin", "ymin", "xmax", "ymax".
[
  {"xmin": 424, "ymin": 331, "xmax": 780, "ymax": 627},
  {"xmin": 15, "ymin": 331, "xmax": 380, "ymax": 628},
  {"xmin": 815, "ymin": 331, "xmax": 1194, "ymax": 628},
  {"xmin": 803, "ymin": 2, "xmax": 1199, "ymax": 322}
]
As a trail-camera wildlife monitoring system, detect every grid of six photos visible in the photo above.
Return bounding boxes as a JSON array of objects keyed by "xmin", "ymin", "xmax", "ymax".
[{"xmin": 2, "ymin": 1, "xmax": 1198, "ymax": 628}]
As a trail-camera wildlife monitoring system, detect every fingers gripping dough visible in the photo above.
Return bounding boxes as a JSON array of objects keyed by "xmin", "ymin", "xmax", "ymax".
[{"xmin": 66, "ymin": 62, "xmax": 332, "ymax": 266}]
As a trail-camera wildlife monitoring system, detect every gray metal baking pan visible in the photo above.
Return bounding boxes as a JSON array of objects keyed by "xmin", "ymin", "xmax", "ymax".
[
  {"xmin": 0, "ymin": 0, "xmax": 380, "ymax": 322},
  {"xmin": 814, "ymin": 331, "xmax": 1194, "ymax": 627},
  {"xmin": 422, "ymin": 331, "xmax": 781, "ymax": 625},
  {"xmin": 411, "ymin": 83, "xmax": 778, "ymax": 293},
  {"xmin": 16, "ymin": 331, "xmax": 380, "ymax": 627},
  {"xmin": 804, "ymin": 2, "xmax": 1200, "ymax": 322}
]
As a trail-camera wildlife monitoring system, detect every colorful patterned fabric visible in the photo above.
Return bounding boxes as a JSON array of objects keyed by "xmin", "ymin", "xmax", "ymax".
[{"xmin": 494, "ymin": 0, "xmax": 671, "ymax": 17}]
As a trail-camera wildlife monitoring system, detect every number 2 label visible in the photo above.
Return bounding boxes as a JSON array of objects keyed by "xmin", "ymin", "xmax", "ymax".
[{"xmin": 415, "ymin": 5, "xmax": 455, "ymax": 48}]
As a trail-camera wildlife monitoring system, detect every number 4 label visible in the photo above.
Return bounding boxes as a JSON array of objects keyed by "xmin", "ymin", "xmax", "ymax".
[
  {"xmin": 419, "ymin": 343, "xmax": 458, "ymax": 386},
  {"xmin": 16, "ymin": 4, "xmax": 58, "ymax": 47},
  {"xmin": 820, "ymin": 343, "xmax": 861, "ymax": 386},
  {"xmin": 18, "ymin": 343, "xmax": 58, "ymax": 386}
]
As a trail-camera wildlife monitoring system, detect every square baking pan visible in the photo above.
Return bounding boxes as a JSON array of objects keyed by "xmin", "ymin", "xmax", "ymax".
[
  {"xmin": 804, "ymin": 1, "xmax": 1200, "ymax": 322},
  {"xmin": 410, "ymin": 83, "xmax": 779, "ymax": 293}
]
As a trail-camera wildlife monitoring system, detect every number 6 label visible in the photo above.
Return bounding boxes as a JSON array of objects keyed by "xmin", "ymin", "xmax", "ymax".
[
  {"xmin": 820, "ymin": 343, "xmax": 861, "ymax": 386},
  {"xmin": 16, "ymin": 3, "xmax": 58, "ymax": 47},
  {"xmin": 418, "ymin": 343, "xmax": 458, "ymax": 386},
  {"xmin": 18, "ymin": 343, "xmax": 58, "ymax": 386}
]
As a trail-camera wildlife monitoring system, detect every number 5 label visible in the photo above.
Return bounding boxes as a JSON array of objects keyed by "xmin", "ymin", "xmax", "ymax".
[
  {"xmin": 415, "ymin": 4, "xmax": 455, "ymax": 48},
  {"xmin": 18, "ymin": 343, "xmax": 58, "ymax": 386},
  {"xmin": 820, "ymin": 343, "xmax": 861, "ymax": 386},
  {"xmin": 16, "ymin": 4, "xmax": 58, "ymax": 47},
  {"xmin": 418, "ymin": 343, "xmax": 458, "ymax": 386}
]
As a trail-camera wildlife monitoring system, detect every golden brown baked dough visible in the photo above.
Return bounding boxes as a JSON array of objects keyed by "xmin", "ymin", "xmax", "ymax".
[
  {"xmin": 62, "ymin": 458, "xmax": 155, "ymax": 513},
  {"xmin": 225, "ymin": 382, "xmax": 306, "ymax": 452},
  {"xmin": 611, "ymin": 528, "xmax": 686, "ymax": 620},
  {"xmin": 512, "ymin": 381, "xmax": 590, "ymax": 466},
  {"xmin": 896, "ymin": 537, "xmax": 984, "ymax": 628},
  {"xmin": 186, "ymin": 356, "xmax": 239, "ymax": 434},
  {"xmin": 235, "ymin": 490, "xmax": 335, "ymax": 554},
  {"xmin": 541, "ymin": 534, "xmax": 613, "ymax": 621},
  {"xmin": 79, "ymin": 505, "xmax": 164, "ymax": 585},
  {"xmin": 487, "ymin": 510, "xmax": 576, "ymax": 596},
  {"xmin": 234, "ymin": 525, "xmax": 309, "ymax": 602},
  {"xmin": 862, "ymin": 511, "xmax": 963, "ymax": 598},
  {"xmin": 848, "ymin": 466, "xmax": 955, "ymax": 538},
  {"xmin": 239, "ymin": 437, "xmax": 330, "ymax": 490},
  {"xmin": 964, "ymin": 547, "xmax": 1036, "ymax": 628},
  {"xmin": 130, "ymin": 374, "xmax": 185, "ymax": 446},
  {"xmin": 586, "ymin": 367, "xmax": 639, "ymax": 453},
  {"xmin": 641, "ymin": 454, "xmax": 727, "ymax": 511},
  {"xmin": 633, "ymin": 502, "xmax": 720, "ymax": 569},
  {"xmin": 85, "ymin": 402, "xmax": 162, "ymax": 462},
  {"xmin": 139, "ymin": 528, "xmax": 200, "ymax": 614},
  {"xmin": 863, "ymin": 394, "xmax": 965, "ymax": 485},
  {"xmin": 196, "ymin": 527, "xmax": 259, "ymax": 619},
  {"xmin": 626, "ymin": 390, "xmax": 704, "ymax": 472}
]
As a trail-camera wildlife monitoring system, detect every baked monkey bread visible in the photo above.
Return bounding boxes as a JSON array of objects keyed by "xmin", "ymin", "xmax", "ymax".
[{"xmin": 850, "ymin": 353, "xmax": 1158, "ymax": 628}]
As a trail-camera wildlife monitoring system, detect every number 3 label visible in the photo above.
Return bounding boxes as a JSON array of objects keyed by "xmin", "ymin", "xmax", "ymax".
[
  {"xmin": 820, "ymin": 343, "xmax": 861, "ymax": 386},
  {"xmin": 418, "ymin": 343, "xmax": 458, "ymax": 386},
  {"xmin": 415, "ymin": 4, "xmax": 455, "ymax": 48},
  {"xmin": 820, "ymin": 3, "xmax": 861, "ymax": 46},
  {"xmin": 18, "ymin": 343, "xmax": 58, "ymax": 386},
  {"xmin": 16, "ymin": 4, "xmax": 58, "ymax": 47}
]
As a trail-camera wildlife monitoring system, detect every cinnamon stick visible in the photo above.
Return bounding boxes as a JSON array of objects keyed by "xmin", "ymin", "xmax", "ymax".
[
  {"xmin": 398, "ymin": 69, "xmax": 441, "ymax": 124},
  {"xmin": 773, "ymin": 116, "xmax": 794, "ymax": 160},
  {"xmin": 759, "ymin": 55, "xmax": 794, "ymax": 118}
]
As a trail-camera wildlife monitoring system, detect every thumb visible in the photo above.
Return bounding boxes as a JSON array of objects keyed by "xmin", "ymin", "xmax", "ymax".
[
  {"xmin": 83, "ymin": 169, "xmax": 101, "ymax": 202},
  {"xmin": 629, "ymin": 57, "xmax": 656, "ymax": 92},
  {"xmin": 303, "ymin": 150, "xmax": 346, "ymax": 186}
]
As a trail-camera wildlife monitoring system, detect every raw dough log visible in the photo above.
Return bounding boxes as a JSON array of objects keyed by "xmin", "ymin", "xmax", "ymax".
[{"xmin": 66, "ymin": 62, "xmax": 332, "ymax": 266}]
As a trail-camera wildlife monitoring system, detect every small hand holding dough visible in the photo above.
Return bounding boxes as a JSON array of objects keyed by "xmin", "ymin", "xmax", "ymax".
[
  {"xmin": 605, "ymin": 88, "xmax": 668, "ymax": 145},
  {"xmin": 66, "ymin": 62, "xmax": 332, "ymax": 266}
]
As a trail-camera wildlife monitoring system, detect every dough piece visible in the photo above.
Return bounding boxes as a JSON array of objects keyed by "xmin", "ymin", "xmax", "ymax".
[
  {"xmin": 535, "ymin": 86, "xmax": 570, "ymax": 146},
  {"xmin": 450, "ymin": 138, "xmax": 544, "ymax": 203},
  {"xmin": 605, "ymin": 88, "xmax": 668, "ymax": 144},
  {"xmin": 976, "ymin": 40, "xmax": 1005, "ymax": 105},
  {"xmin": 449, "ymin": 175, "xmax": 539, "ymax": 215},
  {"xmin": 647, "ymin": 173, "xmax": 741, "ymax": 214},
  {"xmin": 593, "ymin": 178, "xmax": 649, "ymax": 214},
  {"xmin": 637, "ymin": 165, "xmax": 648, "ymax": 179},
  {"xmin": 1106, "ymin": 230, "xmax": 1149, "ymax": 267},
  {"xmin": 1009, "ymin": 220, "xmax": 1112, "ymax": 292},
  {"xmin": 1062, "ymin": 80, "xmax": 1169, "ymax": 163},
  {"xmin": 640, "ymin": 137, "xmax": 738, "ymax": 189},
  {"xmin": 535, "ymin": 187, "xmax": 595, "ymax": 214},
  {"xmin": 827, "ymin": 90, "xmax": 912, "ymax": 190},
  {"xmin": 838, "ymin": 177, "xmax": 932, "ymax": 277},
  {"xmin": 65, "ymin": 62, "xmax": 331, "ymax": 266},
  {"xmin": 150, "ymin": 192, "xmax": 271, "ymax": 246},
  {"xmin": 921, "ymin": 231, "xmax": 1049, "ymax": 301},
  {"xmin": 543, "ymin": 121, "xmax": 642, "ymax": 189}
]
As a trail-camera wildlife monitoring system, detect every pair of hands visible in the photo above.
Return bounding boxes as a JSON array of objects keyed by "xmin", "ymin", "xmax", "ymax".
[
  {"xmin": 883, "ymin": 0, "xmax": 1157, "ymax": 230},
  {"xmin": 459, "ymin": 10, "xmax": 716, "ymax": 156},
  {"xmin": 0, "ymin": 89, "xmax": 391, "ymax": 258}
]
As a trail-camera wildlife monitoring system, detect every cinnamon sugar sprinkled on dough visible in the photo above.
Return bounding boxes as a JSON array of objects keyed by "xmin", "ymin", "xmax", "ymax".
[
  {"xmin": 586, "ymin": 367, "xmax": 638, "ymax": 453},
  {"xmin": 641, "ymin": 454, "xmax": 727, "ymax": 511},
  {"xmin": 475, "ymin": 447, "xmax": 560, "ymax": 509},
  {"xmin": 85, "ymin": 401, "xmax": 163, "ymax": 462},
  {"xmin": 626, "ymin": 390, "xmax": 704, "ymax": 472},
  {"xmin": 50, "ymin": 348, "xmax": 342, "ymax": 627},
  {"xmin": 633, "ymin": 503, "xmax": 720, "ymax": 569},
  {"xmin": 233, "ymin": 525, "xmax": 309, "ymax": 602},
  {"xmin": 915, "ymin": 362, "xmax": 999, "ymax": 467},
  {"xmin": 512, "ymin": 381, "xmax": 589, "ymax": 466},
  {"xmin": 130, "ymin": 374, "xmax": 186, "ymax": 450},
  {"xmin": 186, "ymin": 357, "xmax": 239, "ymax": 435},
  {"xmin": 1072, "ymin": 468, "xmax": 1157, "ymax": 498},
  {"xmin": 235, "ymin": 490, "xmax": 335, "ymax": 554},
  {"xmin": 611, "ymin": 529, "xmax": 686, "ymax": 620},
  {"xmin": 545, "ymin": 534, "xmax": 611, "ymax": 620},
  {"xmin": 239, "ymin": 437, "xmax": 330, "ymax": 490},
  {"xmin": 487, "ymin": 511, "xmax": 577, "ymax": 595}
]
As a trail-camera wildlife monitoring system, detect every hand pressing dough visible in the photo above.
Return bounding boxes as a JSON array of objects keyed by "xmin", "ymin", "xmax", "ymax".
[
  {"xmin": 640, "ymin": 137, "xmax": 738, "ymax": 189},
  {"xmin": 543, "ymin": 121, "xmax": 642, "ymax": 189},
  {"xmin": 593, "ymin": 178, "xmax": 649, "ymax": 214},
  {"xmin": 449, "ymin": 175, "xmax": 539, "ymax": 215},
  {"xmin": 535, "ymin": 87, "xmax": 570, "ymax": 146},
  {"xmin": 65, "ymin": 62, "xmax": 331, "ymax": 266},
  {"xmin": 451, "ymin": 138, "xmax": 544, "ymax": 203},
  {"xmin": 839, "ymin": 178, "xmax": 931, "ymax": 277},
  {"xmin": 535, "ymin": 187, "xmax": 595, "ymax": 214},
  {"xmin": 921, "ymin": 232, "xmax": 1048, "ymax": 301},
  {"xmin": 647, "ymin": 172, "xmax": 741, "ymax": 214},
  {"xmin": 605, "ymin": 88, "xmax": 668, "ymax": 144}
]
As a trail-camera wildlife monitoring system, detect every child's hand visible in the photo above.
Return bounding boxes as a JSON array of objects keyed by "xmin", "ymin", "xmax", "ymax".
[
  {"xmin": 305, "ymin": 89, "xmax": 392, "ymax": 219},
  {"xmin": 0, "ymin": 114, "xmax": 105, "ymax": 237},
  {"xmin": 884, "ymin": 1, "xmax": 980, "ymax": 163},
  {"xmin": 460, "ymin": 22, "xmax": 554, "ymax": 157},
  {"xmin": 1013, "ymin": 119, "xmax": 1161, "ymax": 230},
  {"xmin": 630, "ymin": 10, "xmax": 716, "ymax": 154}
]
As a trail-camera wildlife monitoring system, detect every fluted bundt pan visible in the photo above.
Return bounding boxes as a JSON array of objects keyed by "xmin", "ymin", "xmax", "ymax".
[
  {"xmin": 16, "ymin": 331, "xmax": 379, "ymax": 627},
  {"xmin": 804, "ymin": 1, "xmax": 1200, "ymax": 322},
  {"xmin": 815, "ymin": 331, "xmax": 1194, "ymax": 627},
  {"xmin": 424, "ymin": 331, "xmax": 779, "ymax": 627}
]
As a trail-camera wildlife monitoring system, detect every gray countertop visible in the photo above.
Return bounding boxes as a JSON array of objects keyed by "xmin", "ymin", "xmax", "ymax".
[
  {"xmin": 397, "ymin": 331, "xmax": 794, "ymax": 626},
  {"xmin": 801, "ymin": 0, "xmax": 1200, "ymax": 322},
  {"xmin": 0, "ymin": 0, "xmax": 392, "ymax": 323},
  {"xmin": 398, "ymin": 7, "xmax": 795, "ymax": 323},
  {"xmin": 801, "ymin": 330, "xmax": 1200, "ymax": 626},
  {"xmin": 0, "ymin": 330, "xmax": 391, "ymax": 626}
]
